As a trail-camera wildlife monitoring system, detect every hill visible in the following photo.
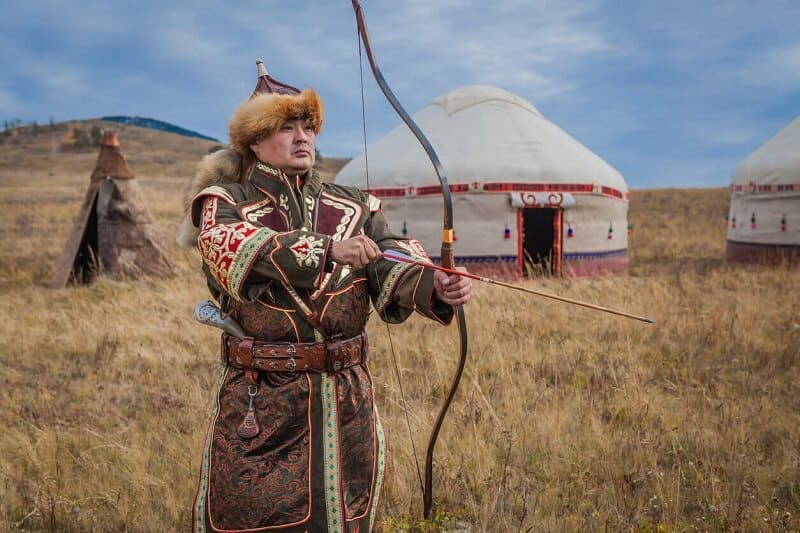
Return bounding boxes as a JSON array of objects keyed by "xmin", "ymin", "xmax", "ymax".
[
  {"xmin": 0, "ymin": 119, "xmax": 349, "ymax": 183},
  {"xmin": 100, "ymin": 116, "xmax": 220, "ymax": 142}
]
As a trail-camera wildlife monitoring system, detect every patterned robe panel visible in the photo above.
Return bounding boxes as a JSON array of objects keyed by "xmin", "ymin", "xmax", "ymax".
[
  {"xmin": 191, "ymin": 164, "xmax": 452, "ymax": 532},
  {"xmin": 207, "ymin": 369, "xmax": 313, "ymax": 530},
  {"xmin": 335, "ymin": 365, "xmax": 379, "ymax": 518}
]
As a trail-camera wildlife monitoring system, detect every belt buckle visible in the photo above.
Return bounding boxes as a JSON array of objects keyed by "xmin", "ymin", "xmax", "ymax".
[
  {"xmin": 285, "ymin": 344, "xmax": 297, "ymax": 371},
  {"xmin": 266, "ymin": 343, "xmax": 297, "ymax": 372},
  {"xmin": 326, "ymin": 339, "xmax": 344, "ymax": 373}
]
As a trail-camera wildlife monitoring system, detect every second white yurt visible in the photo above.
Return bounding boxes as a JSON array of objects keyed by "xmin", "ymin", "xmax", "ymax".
[
  {"xmin": 727, "ymin": 115, "xmax": 800, "ymax": 264},
  {"xmin": 336, "ymin": 85, "xmax": 629, "ymax": 278}
]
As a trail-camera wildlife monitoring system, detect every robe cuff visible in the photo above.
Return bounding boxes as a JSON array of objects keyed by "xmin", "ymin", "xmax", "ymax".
[
  {"xmin": 197, "ymin": 222, "xmax": 277, "ymax": 302},
  {"xmin": 412, "ymin": 268, "xmax": 454, "ymax": 325}
]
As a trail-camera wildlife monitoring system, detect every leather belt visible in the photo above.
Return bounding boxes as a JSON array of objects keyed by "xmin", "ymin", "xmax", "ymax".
[{"xmin": 221, "ymin": 332, "xmax": 367, "ymax": 373}]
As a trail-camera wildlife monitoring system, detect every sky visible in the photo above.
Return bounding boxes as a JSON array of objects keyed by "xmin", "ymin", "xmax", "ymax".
[{"xmin": 1, "ymin": 0, "xmax": 799, "ymax": 189}]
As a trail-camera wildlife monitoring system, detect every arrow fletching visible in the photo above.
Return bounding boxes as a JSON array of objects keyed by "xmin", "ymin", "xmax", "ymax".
[{"xmin": 383, "ymin": 249, "xmax": 418, "ymax": 264}]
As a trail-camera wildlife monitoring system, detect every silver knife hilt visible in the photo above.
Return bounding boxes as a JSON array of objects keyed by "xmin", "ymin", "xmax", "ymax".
[{"xmin": 194, "ymin": 300, "xmax": 247, "ymax": 339}]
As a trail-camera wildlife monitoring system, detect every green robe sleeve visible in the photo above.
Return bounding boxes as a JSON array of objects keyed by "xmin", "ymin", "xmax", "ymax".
[
  {"xmin": 193, "ymin": 187, "xmax": 331, "ymax": 303},
  {"xmin": 361, "ymin": 195, "xmax": 454, "ymax": 325}
]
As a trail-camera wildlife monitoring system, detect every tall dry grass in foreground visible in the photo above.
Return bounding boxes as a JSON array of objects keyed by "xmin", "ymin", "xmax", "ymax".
[{"xmin": 1, "ymin": 129, "xmax": 798, "ymax": 531}]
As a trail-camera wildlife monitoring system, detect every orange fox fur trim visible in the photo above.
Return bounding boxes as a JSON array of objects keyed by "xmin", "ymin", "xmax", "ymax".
[
  {"xmin": 175, "ymin": 148, "xmax": 242, "ymax": 247},
  {"xmin": 228, "ymin": 89, "xmax": 324, "ymax": 154}
]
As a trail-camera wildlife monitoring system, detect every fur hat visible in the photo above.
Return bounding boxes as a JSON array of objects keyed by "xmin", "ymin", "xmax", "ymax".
[{"xmin": 228, "ymin": 89, "xmax": 324, "ymax": 154}]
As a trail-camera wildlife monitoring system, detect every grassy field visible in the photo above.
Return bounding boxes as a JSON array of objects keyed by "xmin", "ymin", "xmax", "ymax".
[{"xmin": 0, "ymin": 124, "xmax": 798, "ymax": 531}]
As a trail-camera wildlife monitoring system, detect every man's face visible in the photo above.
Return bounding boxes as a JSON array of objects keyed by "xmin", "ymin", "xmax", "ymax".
[{"xmin": 250, "ymin": 118, "xmax": 316, "ymax": 176}]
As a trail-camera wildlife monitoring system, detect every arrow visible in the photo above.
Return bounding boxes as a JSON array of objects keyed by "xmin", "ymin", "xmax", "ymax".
[{"xmin": 383, "ymin": 250, "xmax": 654, "ymax": 324}]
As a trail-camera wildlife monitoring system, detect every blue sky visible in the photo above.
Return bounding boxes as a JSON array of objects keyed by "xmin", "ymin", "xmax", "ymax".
[{"xmin": 1, "ymin": 1, "xmax": 798, "ymax": 189}]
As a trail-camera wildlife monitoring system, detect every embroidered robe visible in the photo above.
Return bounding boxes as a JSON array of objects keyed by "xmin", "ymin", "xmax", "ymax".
[{"xmin": 190, "ymin": 162, "xmax": 452, "ymax": 532}]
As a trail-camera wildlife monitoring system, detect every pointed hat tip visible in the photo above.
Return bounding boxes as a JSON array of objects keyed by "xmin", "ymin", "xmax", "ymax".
[
  {"xmin": 256, "ymin": 58, "xmax": 268, "ymax": 77},
  {"xmin": 251, "ymin": 57, "xmax": 300, "ymax": 96}
]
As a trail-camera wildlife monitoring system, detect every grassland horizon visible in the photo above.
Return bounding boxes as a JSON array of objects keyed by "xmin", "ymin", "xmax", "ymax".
[{"xmin": 1, "ymin": 124, "xmax": 798, "ymax": 531}]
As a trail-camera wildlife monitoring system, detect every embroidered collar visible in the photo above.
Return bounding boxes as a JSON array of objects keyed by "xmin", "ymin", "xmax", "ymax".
[
  {"xmin": 251, "ymin": 161, "xmax": 322, "ymax": 195},
  {"xmin": 254, "ymin": 161, "xmax": 285, "ymax": 181}
]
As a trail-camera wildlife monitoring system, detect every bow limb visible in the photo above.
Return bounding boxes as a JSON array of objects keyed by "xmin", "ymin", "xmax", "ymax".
[{"xmin": 351, "ymin": 0, "xmax": 469, "ymax": 519}]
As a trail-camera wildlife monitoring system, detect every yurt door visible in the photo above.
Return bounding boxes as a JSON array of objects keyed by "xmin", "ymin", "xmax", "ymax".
[{"xmin": 520, "ymin": 207, "xmax": 563, "ymax": 276}]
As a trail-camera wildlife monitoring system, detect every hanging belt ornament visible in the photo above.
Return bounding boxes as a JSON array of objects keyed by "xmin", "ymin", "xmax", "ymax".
[{"xmin": 351, "ymin": 0, "xmax": 469, "ymax": 519}]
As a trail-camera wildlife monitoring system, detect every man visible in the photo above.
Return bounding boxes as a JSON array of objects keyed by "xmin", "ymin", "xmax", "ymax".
[{"xmin": 182, "ymin": 71, "xmax": 472, "ymax": 532}]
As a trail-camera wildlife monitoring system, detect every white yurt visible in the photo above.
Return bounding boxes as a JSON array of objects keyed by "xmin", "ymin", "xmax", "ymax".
[
  {"xmin": 336, "ymin": 85, "xmax": 630, "ymax": 278},
  {"xmin": 726, "ymin": 115, "xmax": 800, "ymax": 264}
]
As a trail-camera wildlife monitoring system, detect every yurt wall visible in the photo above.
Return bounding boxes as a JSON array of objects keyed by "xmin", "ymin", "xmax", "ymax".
[
  {"xmin": 337, "ymin": 85, "xmax": 630, "ymax": 279},
  {"xmin": 726, "ymin": 115, "xmax": 800, "ymax": 264}
]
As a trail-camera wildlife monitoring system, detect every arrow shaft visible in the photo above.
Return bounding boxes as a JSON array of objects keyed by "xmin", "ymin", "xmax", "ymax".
[{"xmin": 394, "ymin": 255, "xmax": 653, "ymax": 323}]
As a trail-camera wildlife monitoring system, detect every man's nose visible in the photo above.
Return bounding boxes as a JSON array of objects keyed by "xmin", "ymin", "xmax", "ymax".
[{"xmin": 294, "ymin": 126, "xmax": 311, "ymax": 142}]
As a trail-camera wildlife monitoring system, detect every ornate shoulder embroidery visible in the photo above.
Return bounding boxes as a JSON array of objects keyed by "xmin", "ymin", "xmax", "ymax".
[
  {"xmin": 241, "ymin": 196, "xmax": 274, "ymax": 222},
  {"xmin": 194, "ymin": 185, "xmax": 236, "ymax": 205},
  {"xmin": 240, "ymin": 187, "xmax": 290, "ymax": 230},
  {"xmin": 318, "ymin": 193, "xmax": 363, "ymax": 242},
  {"xmin": 311, "ymin": 192, "xmax": 366, "ymax": 298}
]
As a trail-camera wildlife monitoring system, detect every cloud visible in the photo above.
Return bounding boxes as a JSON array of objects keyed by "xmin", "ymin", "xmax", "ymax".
[
  {"xmin": 26, "ymin": 60, "xmax": 92, "ymax": 99},
  {"xmin": 1, "ymin": 1, "xmax": 798, "ymax": 187},
  {"xmin": 151, "ymin": 20, "xmax": 239, "ymax": 74},
  {"xmin": 735, "ymin": 42, "xmax": 800, "ymax": 90},
  {"xmin": 363, "ymin": 0, "xmax": 613, "ymax": 101}
]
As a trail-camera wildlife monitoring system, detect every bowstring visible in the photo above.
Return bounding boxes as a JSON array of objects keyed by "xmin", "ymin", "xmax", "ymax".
[{"xmin": 357, "ymin": 28, "xmax": 424, "ymax": 495}]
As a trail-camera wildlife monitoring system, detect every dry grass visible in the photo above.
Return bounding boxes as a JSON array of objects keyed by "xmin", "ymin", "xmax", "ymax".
[{"xmin": 0, "ymin": 126, "xmax": 798, "ymax": 532}]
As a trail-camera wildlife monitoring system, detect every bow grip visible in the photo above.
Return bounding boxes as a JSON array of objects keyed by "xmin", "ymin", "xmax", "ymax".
[{"xmin": 441, "ymin": 230, "xmax": 455, "ymax": 269}]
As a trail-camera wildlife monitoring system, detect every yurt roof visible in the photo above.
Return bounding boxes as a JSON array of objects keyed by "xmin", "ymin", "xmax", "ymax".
[
  {"xmin": 732, "ymin": 115, "xmax": 800, "ymax": 187},
  {"xmin": 336, "ymin": 85, "xmax": 627, "ymax": 192}
]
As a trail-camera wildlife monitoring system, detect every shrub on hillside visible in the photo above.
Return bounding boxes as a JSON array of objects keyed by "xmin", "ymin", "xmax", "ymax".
[{"xmin": 60, "ymin": 126, "xmax": 102, "ymax": 151}]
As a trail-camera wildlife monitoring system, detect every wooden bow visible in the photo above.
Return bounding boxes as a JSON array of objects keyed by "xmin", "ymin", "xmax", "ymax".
[{"xmin": 351, "ymin": 0, "xmax": 469, "ymax": 519}]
